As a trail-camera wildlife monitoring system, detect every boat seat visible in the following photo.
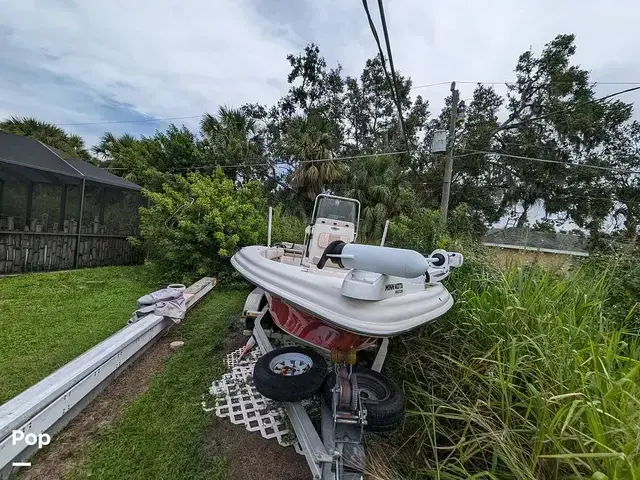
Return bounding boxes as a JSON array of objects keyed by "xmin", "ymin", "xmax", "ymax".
[{"xmin": 280, "ymin": 255, "xmax": 302, "ymax": 266}]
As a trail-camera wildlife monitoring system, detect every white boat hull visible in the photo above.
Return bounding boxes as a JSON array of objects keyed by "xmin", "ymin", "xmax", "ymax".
[{"xmin": 231, "ymin": 246, "xmax": 454, "ymax": 338}]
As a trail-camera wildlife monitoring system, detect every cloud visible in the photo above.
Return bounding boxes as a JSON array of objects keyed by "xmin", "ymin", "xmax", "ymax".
[
  {"xmin": 307, "ymin": 0, "xmax": 640, "ymax": 115},
  {"xmin": 0, "ymin": 0, "xmax": 299, "ymax": 146},
  {"xmin": 1, "ymin": 0, "xmax": 639, "ymax": 148}
]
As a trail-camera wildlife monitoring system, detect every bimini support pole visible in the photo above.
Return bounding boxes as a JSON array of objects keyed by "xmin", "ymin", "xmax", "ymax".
[{"xmin": 267, "ymin": 206, "xmax": 273, "ymax": 247}]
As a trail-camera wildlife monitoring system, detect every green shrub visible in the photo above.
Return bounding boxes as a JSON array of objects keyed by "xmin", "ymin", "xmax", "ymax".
[
  {"xmin": 269, "ymin": 205, "xmax": 307, "ymax": 245},
  {"xmin": 140, "ymin": 170, "xmax": 267, "ymax": 283},
  {"xmin": 584, "ymin": 249, "xmax": 640, "ymax": 328},
  {"xmin": 139, "ymin": 171, "xmax": 311, "ymax": 284},
  {"xmin": 448, "ymin": 202, "xmax": 487, "ymax": 239},
  {"xmin": 386, "ymin": 208, "xmax": 447, "ymax": 253},
  {"xmin": 386, "ymin": 204, "xmax": 482, "ymax": 254},
  {"xmin": 385, "ymin": 259, "xmax": 640, "ymax": 479}
]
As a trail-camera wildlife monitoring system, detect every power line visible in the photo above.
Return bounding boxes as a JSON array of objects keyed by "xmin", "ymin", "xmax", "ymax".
[
  {"xmin": 497, "ymin": 85, "xmax": 640, "ymax": 132},
  {"xmin": 471, "ymin": 186, "xmax": 640, "ymax": 206},
  {"xmin": 497, "ymin": 141, "xmax": 560, "ymax": 151},
  {"xmin": 397, "ymin": 181, "xmax": 640, "ymax": 206},
  {"xmin": 412, "ymin": 80, "xmax": 640, "ymax": 90},
  {"xmin": 327, "ymin": 179, "xmax": 640, "ymax": 206},
  {"xmin": 376, "ymin": 0, "xmax": 408, "ymax": 148},
  {"xmin": 55, "ymin": 82, "xmax": 455, "ymax": 126},
  {"xmin": 50, "ymin": 82, "xmax": 640, "ymax": 127},
  {"xmin": 57, "ymin": 115, "xmax": 202, "ymax": 127},
  {"xmin": 455, "ymin": 150, "xmax": 640, "ymax": 175},
  {"xmin": 100, "ymin": 150, "xmax": 410, "ymax": 172},
  {"xmin": 361, "ymin": 0, "xmax": 409, "ymax": 150},
  {"xmin": 101, "ymin": 147, "xmax": 639, "ymax": 175},
  {"xmin": 412, "ymin": 82, "xmax": 452, "ymax": 89}
]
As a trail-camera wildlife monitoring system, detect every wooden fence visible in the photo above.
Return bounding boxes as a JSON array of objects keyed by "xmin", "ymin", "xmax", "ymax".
[{"xmin": 0, "ymin": 216, "xmax": 141, "ymax": 274}]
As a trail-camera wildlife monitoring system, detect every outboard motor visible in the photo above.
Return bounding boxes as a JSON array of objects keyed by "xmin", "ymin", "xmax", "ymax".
[{"xmin": 317, "ymin": 241, "xmax": 463, "ymax": 301}]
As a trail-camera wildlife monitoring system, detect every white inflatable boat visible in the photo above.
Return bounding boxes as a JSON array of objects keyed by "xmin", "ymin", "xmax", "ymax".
[{"xmin": 231, "ymin": 194, "xmax": 463, "ymax": 351}]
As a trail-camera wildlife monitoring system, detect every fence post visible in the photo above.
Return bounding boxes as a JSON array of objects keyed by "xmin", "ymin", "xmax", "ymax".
[
  {"xmin": 380, "ymin": 220, "xmax": 390, "ymax": 246},
  {"xmin": 74, "ymin": 179, "xmax": 86, "ymax": 269},
  {"xmin": 58, "ymin": 185, "xmax": 68, "ymax": 230},
  {"xmin": 25, "ymin": 182, "xmax": 34, "ymax": 230},
  {"xmin": 267, "ymin": 206, "xmax": 273, "ymax": 247},
  {"xmin": 0, "ymin": 179, "xmax": 4, "ymax": 220}
]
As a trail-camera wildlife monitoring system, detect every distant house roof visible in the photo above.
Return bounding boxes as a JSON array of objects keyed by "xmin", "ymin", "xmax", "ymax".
[
  {"xmin": 483, "ymin": 227, "xmax": 589, "ymax": 255},
  {"xmin": 0, "ymin": 131, "xmax": 141, "ymax": 191}
]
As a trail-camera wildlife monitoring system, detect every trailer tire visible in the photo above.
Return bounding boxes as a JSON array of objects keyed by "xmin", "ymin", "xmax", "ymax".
[
  {"xmin": 323, "ymin": 366, "xmax": 405, "ymax": 432},
  {"xmin": 253, "ymin": 347, "xmax": 327, "ymax": 402}
]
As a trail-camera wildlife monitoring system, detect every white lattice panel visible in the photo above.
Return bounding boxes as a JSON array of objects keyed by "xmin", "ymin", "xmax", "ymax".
[{"xmin": 208, "ymin": 347, "xmax": 303, "ymax": 454}]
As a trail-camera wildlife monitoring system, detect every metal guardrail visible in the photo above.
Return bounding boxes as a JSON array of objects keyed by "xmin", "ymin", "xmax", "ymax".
[{"xmin": 0, "ymin": 277, "xmax": 216, "ymax": 478}]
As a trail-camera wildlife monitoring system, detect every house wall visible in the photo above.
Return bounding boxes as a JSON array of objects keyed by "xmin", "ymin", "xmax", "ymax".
[{"xmin": 484, "ymin": 245, "xmax": 580, "ymax": 271}]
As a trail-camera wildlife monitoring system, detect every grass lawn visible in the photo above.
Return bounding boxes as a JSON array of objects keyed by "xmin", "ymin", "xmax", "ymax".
[
  {"xmin": 0, "ymin": 266, "xmax": 158, "ymax": 404},
  {"xmin": 66, "ymin": 290, "xmax": 247, "ymax": 480}
]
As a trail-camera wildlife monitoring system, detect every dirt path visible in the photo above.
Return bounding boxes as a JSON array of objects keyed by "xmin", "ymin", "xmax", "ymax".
[
  {"xmin": 19, "ymin": 332, "xmax": 176, "ymax": 480},
  {"xmin": 205, "ymin": 318, "xmax": 310, "ymax": 480},
  {"xmin": 17, "ymin": 317, "xmax": 309, "ymax": 480},
  {"xmin": 208, "ymin": 416, "xmax": 310, "ymax": 480}
]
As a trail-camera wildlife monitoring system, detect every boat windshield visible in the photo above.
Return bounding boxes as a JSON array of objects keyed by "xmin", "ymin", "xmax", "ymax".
[{"xmin": 314, "ymin": 197, "xmax": 358, "ymax": 223}]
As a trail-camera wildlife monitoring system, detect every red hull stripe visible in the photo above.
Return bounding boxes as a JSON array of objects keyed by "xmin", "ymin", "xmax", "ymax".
[{"xmin": 267, "ymin": 295, "xmax": 378, "ymax": 351}]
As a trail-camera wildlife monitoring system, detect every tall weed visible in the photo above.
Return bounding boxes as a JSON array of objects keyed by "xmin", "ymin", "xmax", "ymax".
[{"xmin": 387, "ymin": 260, "xmax": 640, "ymax": 479}]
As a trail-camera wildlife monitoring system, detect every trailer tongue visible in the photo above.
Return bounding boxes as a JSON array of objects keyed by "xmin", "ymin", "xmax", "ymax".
[{"xmin": 250, "ymin": 306, "xmax": 373, "ymax": 479}]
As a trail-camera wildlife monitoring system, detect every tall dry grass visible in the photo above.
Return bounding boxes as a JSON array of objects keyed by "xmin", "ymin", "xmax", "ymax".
[{"xmin": 385, "ymin": 254, "xmax": 639, "ymax": 479}]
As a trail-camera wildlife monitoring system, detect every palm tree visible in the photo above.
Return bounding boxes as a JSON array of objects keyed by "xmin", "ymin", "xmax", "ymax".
[
  {"xmin": 92, "ymin": 133, "xmax": 139, "ymax": 169},
  {"xmin": 279, "ymin": 114, "xmax": 345, "ymax": 199},
  {"xmin": 0, "ymin": 116, "xmax": 91, "ymax": 161},
  {"xmin": 200, "ymin": 106, "xmax": 265, "ymax": 181},
  {"xmin": 343, "ymin": 155, "xmax": 412, "ymax": 241},
  {"xmin": 92, "ymin": 132, "xmax": 119, "ymax": 159}
]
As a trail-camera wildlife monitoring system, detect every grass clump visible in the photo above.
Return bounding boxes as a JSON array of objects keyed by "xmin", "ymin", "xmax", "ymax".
[{"xmin": 387, "ymin": 258, "xmax": 640, "ymax": 479}]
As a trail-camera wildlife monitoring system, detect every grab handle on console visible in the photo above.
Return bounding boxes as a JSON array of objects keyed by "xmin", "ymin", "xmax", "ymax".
[{"xmin": 316, "ymin": 240, "xmax": 347, "ymax": 269}]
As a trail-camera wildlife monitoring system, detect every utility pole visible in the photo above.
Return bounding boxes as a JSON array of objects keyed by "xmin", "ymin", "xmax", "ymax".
[{"xmin": 440, "ymin": 81, "xmax": 459, "ymax": 224}]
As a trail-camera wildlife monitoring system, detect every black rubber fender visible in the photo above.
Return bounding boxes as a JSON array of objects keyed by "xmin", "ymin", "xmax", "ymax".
[
  {"xmin": 253, "ymin": 346, "xmax": 328, "ymax": 402},
  {"xmin": 323, "ymin": 366, "xmax": 405, "ymax": 431}
]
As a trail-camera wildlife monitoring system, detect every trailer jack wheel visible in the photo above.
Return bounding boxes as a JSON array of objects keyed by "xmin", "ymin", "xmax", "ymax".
[{"xmin": 323, "ymin": 366, "xmax": 405, "ymax": 432}]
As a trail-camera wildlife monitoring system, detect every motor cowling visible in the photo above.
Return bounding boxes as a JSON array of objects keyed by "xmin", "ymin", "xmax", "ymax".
[
  {"xmin": 340, "ymin": 243, "xmax": 431, "ymax": 278},
  {"xmin": 318, "ymin": 242, "xmax": 462, "ymax": 278},
  {"xmin": 317, "ymin": 241, "xmax": 463, "ymax": 300}
]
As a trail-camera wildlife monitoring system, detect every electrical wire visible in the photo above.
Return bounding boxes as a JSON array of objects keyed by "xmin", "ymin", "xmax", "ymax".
[
  {"xmin": 327, "ymin": 179, "xmax": 640, "ymax": 205},
  {"xmin": 57, "ymin": 115, "xmax": 202, "ymax": 126},
  {"xmin": 50, "ymin": 82, "xmax": 640, "ymax": 127},
  {"xmin": 454, "ymin": 150, "xmax": 640, "ymax": 174},
  {"xmin": 412, "ymin": 80, "xmax": 640, "ymax": 90},
  {"xmin": 376, "ymin": 0, "xmax": 408, "ymax": 146},
  {"xmin": 361, "ymin": 0, "xmax": 409, "ymax": 150},
  {"xmin": 497, "ymin": 86, "xmax": 640, "ymax": 131},
  {"xmin": 100, "ymin": 150, "xmax": 410, "ymax": 172},
  {"xmin": 411, "ymin": 82, "xmax": 452, "ymax": 89},
  {"xmin": 102, "ymin": 147, "xmax": 640, "ymax": 175}
]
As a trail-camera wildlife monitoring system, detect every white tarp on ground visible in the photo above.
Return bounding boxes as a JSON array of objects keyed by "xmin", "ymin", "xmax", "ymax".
[{"xmin": 129, "ymin": 285, "xmax": 187, "ymax": 324}]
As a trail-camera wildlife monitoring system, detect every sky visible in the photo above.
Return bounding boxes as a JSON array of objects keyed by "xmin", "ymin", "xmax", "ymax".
[{"xmin": 1, "ymin": 0, "xmax": 640, "ymax": 154}]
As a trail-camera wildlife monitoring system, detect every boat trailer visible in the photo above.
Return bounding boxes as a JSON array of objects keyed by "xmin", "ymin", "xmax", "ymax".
[{"xmin": 247, "ymin": 297, "xmax": 390, "ymax": 480}]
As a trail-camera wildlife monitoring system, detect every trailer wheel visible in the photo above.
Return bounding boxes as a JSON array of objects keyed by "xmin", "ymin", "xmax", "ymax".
[
  {"xmin": 323, "ymin": 366, "xmax": 405, "ymax": 432},
  {"xmin": 253, "ymin": 347, "xmax": 328, "ymax": 402}
]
